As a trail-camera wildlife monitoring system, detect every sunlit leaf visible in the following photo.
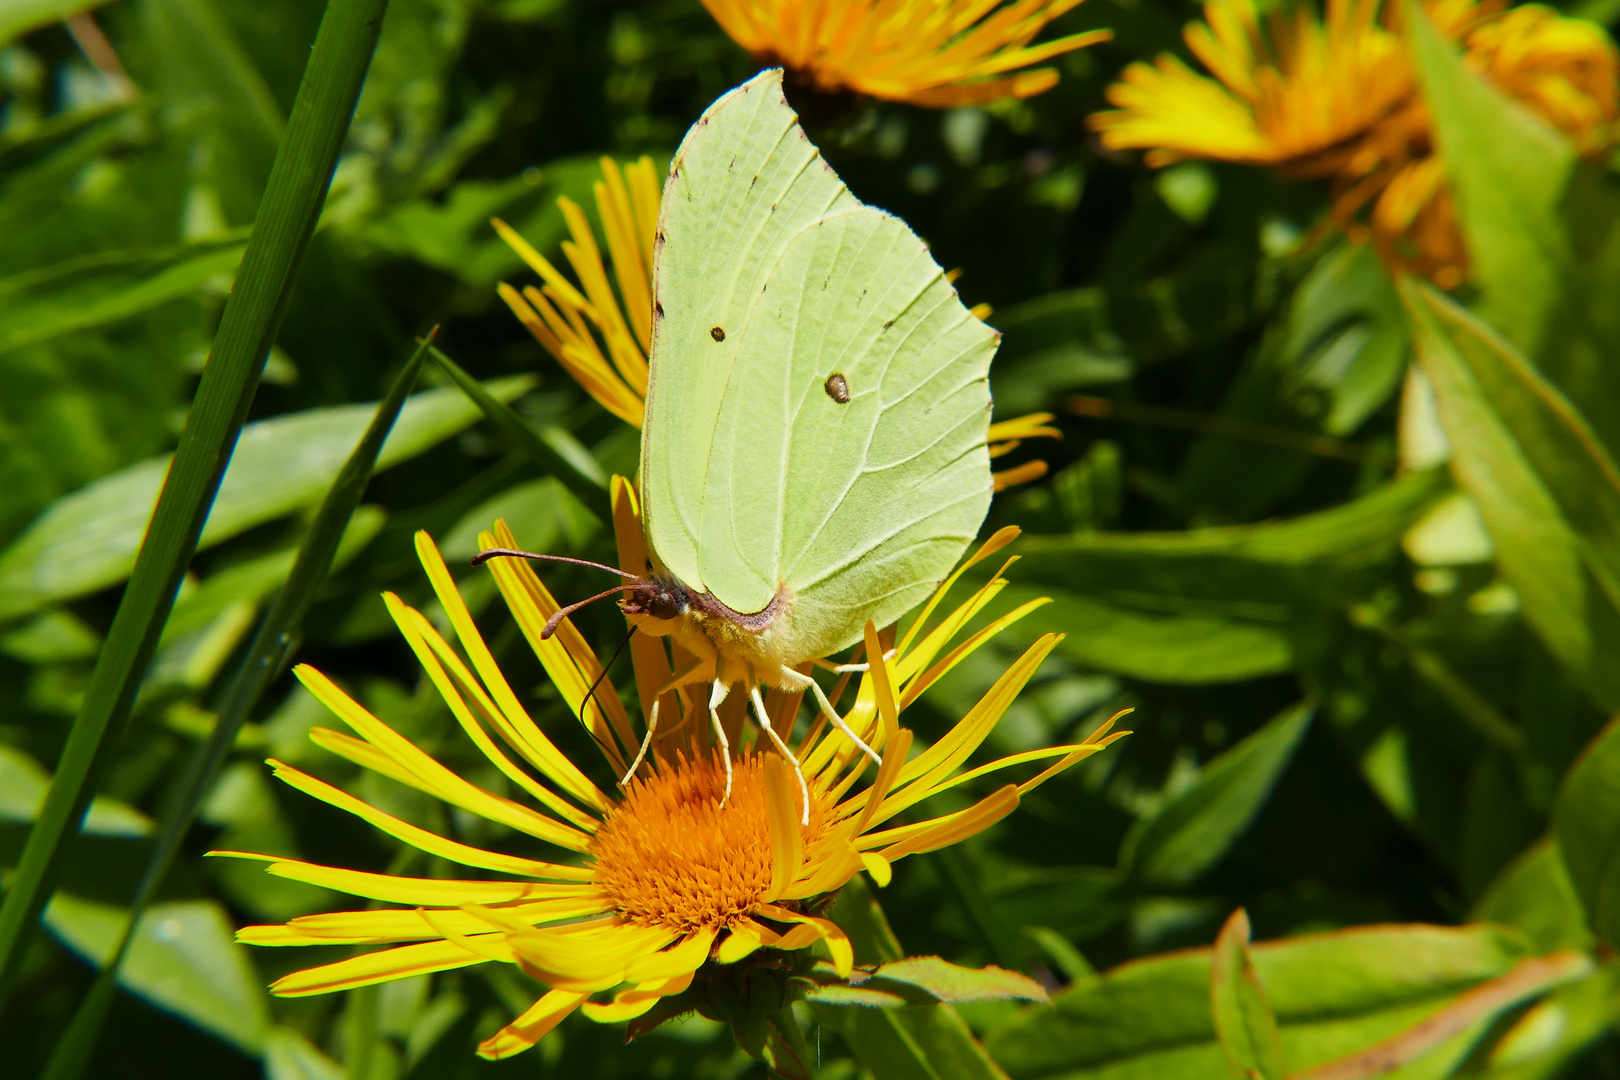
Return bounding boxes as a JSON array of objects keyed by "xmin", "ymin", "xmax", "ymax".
[
  {"xmin": 42, "ymin": 894, "xmax": 269, "ymax": 1053},
  {"xmin": 987, "ymin": 923, "xmax": 1532, "ymax": 1079},
  {"xmin": 1403, "ymin": 279, "xmax": 1620, "ymax": 710},
  {"xmin": 0, "ymin": 377, "xmax": 531, "ymax": 620}
]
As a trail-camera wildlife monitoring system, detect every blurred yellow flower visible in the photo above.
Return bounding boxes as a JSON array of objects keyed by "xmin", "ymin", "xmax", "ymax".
[
  {"xmin": 702, "ymin": 0, "xmax": 1111, "ymax": 107},
  {"xmin": 1464, "ymin": 4, "xmax": 1620, "ymax": 153},
  {"xmin": 1089, "ymin": 0, "xmax": 1618, "ymax": 286},
  {"xmin": 497, "ymin": 157, "xmax": 1059, "ymax": 489},
  {"xmin": 218, "ymin": 481, "xmax": 1126, "ymax": 1060},
  {"xmin": 1091, "ymin": 0, "xmax": 1415, "ymax": 169}
]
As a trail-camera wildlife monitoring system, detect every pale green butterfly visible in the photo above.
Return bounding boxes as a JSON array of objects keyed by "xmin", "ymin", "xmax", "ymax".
[{"xmin": 479, "ymin": 69, "xmax": 998, "ymax": 818}]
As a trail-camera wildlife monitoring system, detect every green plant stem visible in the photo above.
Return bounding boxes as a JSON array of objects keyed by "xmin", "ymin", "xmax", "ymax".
[
  {"xmin": 0, "ymin": 0, "xmax": 390, "ymax": 998},
  {"xmin": 37, "ymin": 335, "xmax": 431, "ymax": 1080},
  {"xmin": 1350, "ymin": 605, "xmax": 1525, "ymax": 755},
  {"xmin": 771, "ymin": 1002, "xmax": 819, "ymax": 1080},
  {"xmin": 429, "ymin": 345, "xmax": 609, "ymax": 510}
]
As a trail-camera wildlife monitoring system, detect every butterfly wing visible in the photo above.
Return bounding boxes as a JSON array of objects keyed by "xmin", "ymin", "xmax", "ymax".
[{"xmin": 642, "ymin": 70, "xmax": 996, "ymax": 659}]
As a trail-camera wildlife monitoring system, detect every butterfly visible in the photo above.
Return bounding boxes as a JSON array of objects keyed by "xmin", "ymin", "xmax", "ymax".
[{"xmin": 479, "ymin": 69, "xmax": 998, "ymax": 820}]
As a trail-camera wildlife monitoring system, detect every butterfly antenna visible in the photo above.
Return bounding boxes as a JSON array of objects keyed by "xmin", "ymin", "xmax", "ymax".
[
  {"xmin": 541, "ymin": 584, "xmax": 633, "ymax": 640},
  {"xmin": 472, "ymin": 548, "xmax": 640, "ymax": 580},
  {"xmin": 579, "ymin": 623, "xmax": 636, "ymax": 731}
]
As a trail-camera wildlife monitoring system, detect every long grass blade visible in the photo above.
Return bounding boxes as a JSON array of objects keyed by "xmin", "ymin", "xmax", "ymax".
[
  {"xmin": 37, "ymin": 332, "xmax": 434, "ymax": 1080},
  {"xmin": 0, "ymin": 0, "xmax": 391, "ymax": 994}
]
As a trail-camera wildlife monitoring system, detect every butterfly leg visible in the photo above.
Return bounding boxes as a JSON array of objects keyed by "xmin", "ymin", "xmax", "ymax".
[
  {"xmin": 625, "ymin": 657, "xmax": 711, "ymax": 786},
  {"xmin": 619, "ymin": 698, "xmax": 659, "ymax": 787},
  {"xmin": 812, "ymin": 648, "xmax": 899, "ymax": 675},
  {"xmin": 749, "ymin": 685, "xmax": 811, "ymax": 826},
  {"xmin": 708, "ymin": 680, "xmax": 734, "ymax": 806},
  {"xmin": 779, "ymin": 667, "xmax": 882, "ymax": 767}
]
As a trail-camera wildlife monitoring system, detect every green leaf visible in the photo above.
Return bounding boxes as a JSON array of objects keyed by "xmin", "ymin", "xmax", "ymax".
[
  {"xmin": 817, "ymin": 876, "xmax": 1011, "ymax": 1080},
  {"xmin": 874, "ymin": 957, "xmax": 1048, "ymax": 1005},
  {"xmin": 441, "ymin": 477, "xmax": 597, "ymax": 561},
  {"xmin": 1403, "ymin": 280, "xmax": 1620, "ymax": 711},
  {"xmin": 157, "ymin": 505, "xmax": 384, "ymax": 646},
  {"xmin": 986, "ymin": 470, "xmax": 1446, "ymax": 683},
  {"xmin": 0, "ymin": 376, "xmax": 530, "ymax": 621},
  {"xmin": 1473, "ymin": 966, "xmax": 1620, "ymax": 1080},
  {"xmin": 0, "ymin": 745, "xmax": 152, "ymax": 838},
  {"xmin": 41, "ymin": 894, "xmax": 269, "ymax": 1053},
  {"xmin": 0, "ymin": 0, "xmax": 389, "ymax": 1002},
  {"xmin": 1474, "ymin": 841, "xmax": 1593, "ymax": 955},
  {"xmin": 1408, "ymin": 3, "xmax": 1576, "ymax": 359},
  {"xmin": 0, "ymin": 237, "xmax": 248, "ymax": 356},
  {"xmin": 1552, "ymin": 715, "xmax": 1620, "ymax": 945},
  {"xmin": 992, "ymin": 585, "xmax": 1295, "ymax": 684},
  {"xmin": 0, "ymin": 0, "xmax": 105, "ymax": 45},
  {"xmin": 986, "ymin": 923, "xmax": 1533, "ymax": 1079},
  {"xmin": 990, "ymin": 255, "xmax": 1259, "ymax": 414},
  {"xmin": 1176, "ymin": 241, "xmax": 1408, "ymax": 520},
  {"xmin": 1210, "ymin": 910, "xmax": 1285, "ymax": 1080},
  {"xmin": 264, "ymin": 1027, "xmax": 346, "ymax": 1080},
  {"xmin": 807, "ymin": 957, "xmax": 1049, "ymax": 1008},
  {"xmin": 1121, "ymin": 703, "xmax": 1312, "ymax": 887}
]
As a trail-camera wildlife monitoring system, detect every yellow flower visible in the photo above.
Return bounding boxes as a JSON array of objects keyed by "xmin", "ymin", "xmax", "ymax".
[
  {"xmin": 1089, "ymin": 0, "xmax": 1619, "ymax": 286},
  {"xmin": 496, "ymin": 157, "xmax": 1059, "ymax": 489},
  {"xmin": 494, "ymin": 156, "xmax": 660, "ymax": 428},
  {"xmin": 701, "ymin": 0, "xmax": 1111, "ymax": 107},
  {"xmin": 217, "ymin": 478, "xmax": 1128, "ymax": 1060}
]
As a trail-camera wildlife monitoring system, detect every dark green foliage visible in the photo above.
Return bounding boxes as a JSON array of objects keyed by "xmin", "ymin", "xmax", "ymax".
[{"xmin": 4, "ymin": 0, "xmax": 1620, "ymax": 1077}]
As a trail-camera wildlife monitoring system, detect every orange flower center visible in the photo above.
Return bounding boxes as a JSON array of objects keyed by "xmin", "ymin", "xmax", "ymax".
[{"xmin": 590, "ymin": 751, "xmax": 831, "ymax": 933}]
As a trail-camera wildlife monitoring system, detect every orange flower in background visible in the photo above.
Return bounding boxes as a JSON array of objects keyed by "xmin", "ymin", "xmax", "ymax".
[
  {"xmin": 1090, "ymin": 0, "xmax": 1619, "ymax": 286},
  {"xmin": 1464, "ymin": 4, "xmax": 1620, "ymax": 153},
  {"xmin": 218, "ymin": 482, "xmax": 1128, "ymax": 1059},
  {"xmin": 702, "ymin": 0, "xmax": 1111, "ymax": 107},
  {"xmin": 1091, "ymin": 0, "xmax": 1415, "ymax": 168},
  {"xmin": 496, "ymin": 156, "xmax": 1058, "ymax": 489}
]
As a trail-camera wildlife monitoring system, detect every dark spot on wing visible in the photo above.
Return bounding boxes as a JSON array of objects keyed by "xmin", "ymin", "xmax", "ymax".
[
  {"xmin": 655, "ymin": 299, "xmax": 664, "ymax": 318},
  {"xmin": 824, "ymin": 373, "xmax": 850, "ymax": 403},
  {"xmin": 710, "ymin": 326, "xmax": 726, "ymax": 342}
]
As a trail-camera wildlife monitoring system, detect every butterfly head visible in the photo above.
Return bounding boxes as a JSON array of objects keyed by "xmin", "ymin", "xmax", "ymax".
[{"xmin": 621, "ymin": 577, "xmax": 690, "ymax": 622}]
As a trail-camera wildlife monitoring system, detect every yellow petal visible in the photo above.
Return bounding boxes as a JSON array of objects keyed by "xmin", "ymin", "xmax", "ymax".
[
  {"xmin": 417, "ymin": 530, "xmax": 622, "ymax": 798},
  {"xmin": 580, "ymin": 970, "xmax": 696, "ymax": 1022},
  {"xmin": 295, "ymin": 665, "xmax": 594, "ymax": 851},
  {"xmin": 205, "ymin": 852, "xmax": 593, "ymax": 904},
  {"xmin": 478, "ymin": 989, "xmax": 589, "ymax": 1059},
  {"xmin": 265, "ymin": 759, "xmax": 589, "ymax": 880},
  {"xmin": 764, "ymin": 754, "xmax": 805, "ymax": 902},
  {"xmin": 272, "ymin": 937, "xmax": 506, "ymax": 996},
  {"xmin": 622, "ymin": 927, "xmax": 717, "ymax": 982},
  {"xmin": 716, "ymin": 918, "xmax": 783, "ymax": 964}
]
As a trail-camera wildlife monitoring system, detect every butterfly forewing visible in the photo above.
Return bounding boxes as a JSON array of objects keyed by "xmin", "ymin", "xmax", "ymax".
[{"xmin": 643, "ymin": 70, "xmax": 996, "ymax": 658}]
